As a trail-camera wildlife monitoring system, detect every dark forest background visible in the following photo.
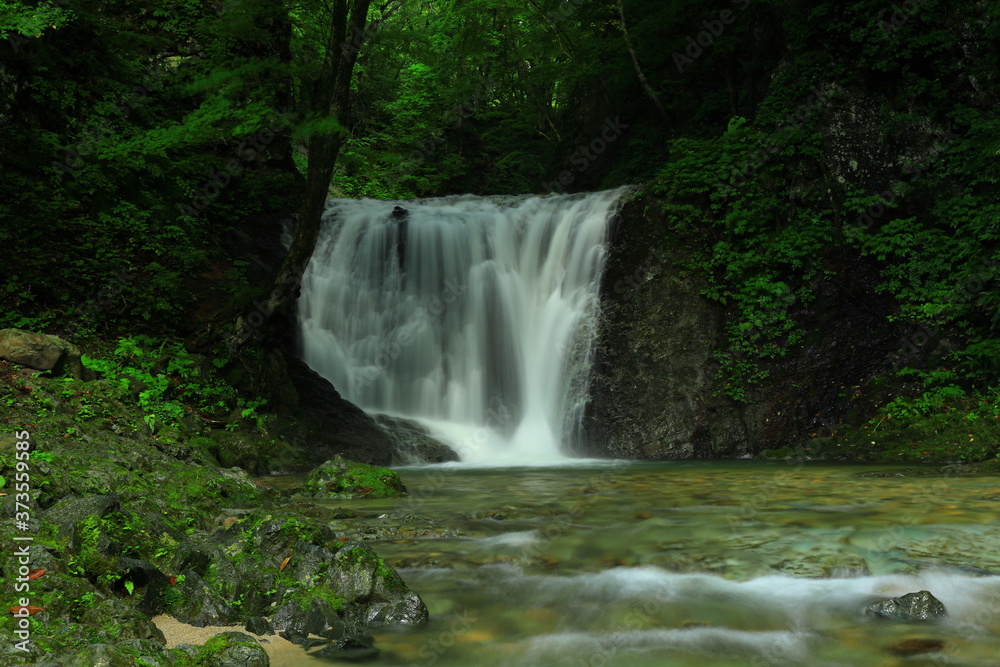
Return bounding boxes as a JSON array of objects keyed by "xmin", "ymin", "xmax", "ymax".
[{"xmin": 2, "ymin": 0, "xmax": 1000, "ymax": 452}]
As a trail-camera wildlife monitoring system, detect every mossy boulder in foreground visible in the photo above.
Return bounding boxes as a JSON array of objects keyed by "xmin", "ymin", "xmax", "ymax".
[
  {"xmin": 301, "ymin": 455, "xmax": 407, "ymax": 498},
  {"xmin": 175, "ymin": 632, "xmax": 269, "ymax": 666}
]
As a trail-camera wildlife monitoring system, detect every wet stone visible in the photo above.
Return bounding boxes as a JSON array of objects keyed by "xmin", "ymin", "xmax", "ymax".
[
  {"xmin": 866, "ymin": 590, "xmax": 947, "ymax": 622},
  {"xmin": 245, "ymin": 616, "xmax": 275, "ymax": 636}
]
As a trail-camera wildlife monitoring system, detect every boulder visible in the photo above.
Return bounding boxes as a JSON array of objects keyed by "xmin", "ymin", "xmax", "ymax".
[
  {"xmin": 244, "ymin": 616, "xmax": 275, "ymax": 636},
  {"xmin": 169, "ymin": 570, "xmax": 239, "ymax": 627},
  {"xmin": 866, "ymin": 590, "xmax": 947, "ymax": 622},
  {"xmin": 302, "ymin": 456, "xmax": 407, "ymax": 499},
  {"xmin": 375, "ymin": 415, "xmax": 460, "ymax": 464},
  {"xmin": 0, "ymin": 328, "xmax": 85, "ymax": 379},
  {"xmin": 329, "ymin": 543, "xmax": 429, "ymax": 625},
  {"xmin": 168, "ymin": 512, "xmax": 427, "ymax": 634},
  {"xmin": 189, "ymin": 632, "xmax": 269, "ymax": 667}
]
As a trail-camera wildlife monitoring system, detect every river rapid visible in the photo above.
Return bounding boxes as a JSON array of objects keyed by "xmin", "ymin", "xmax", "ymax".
[{"xmin": 264, "ymin": 460, "xmax": 1000, "ymax": 666}]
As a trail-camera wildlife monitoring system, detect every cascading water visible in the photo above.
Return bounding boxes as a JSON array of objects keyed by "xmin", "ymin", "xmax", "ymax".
[{"xmin": 299, "ymin": 187, "xmax": 628, "ymax": 463}]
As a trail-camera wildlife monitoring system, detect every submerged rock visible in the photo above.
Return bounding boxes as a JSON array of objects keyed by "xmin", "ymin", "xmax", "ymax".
[{"xmin": 866, "ymin": 590, "xmax": 947, "ymax": 622}]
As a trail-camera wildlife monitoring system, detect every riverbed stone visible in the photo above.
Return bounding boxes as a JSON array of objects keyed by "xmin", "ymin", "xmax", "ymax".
[
  {"xmin": 887, "ymin": 637, "xmax": 946, "ymax": 656},
  {"xmin": 866, "ymin": 590, "xmax": 947, "ymax": 621}
]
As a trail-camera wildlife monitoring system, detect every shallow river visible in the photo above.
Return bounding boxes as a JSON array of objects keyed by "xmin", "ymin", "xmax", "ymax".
[{"xmin": 271, "ymin": 460, "xmax": 1000, "ymax": 666}]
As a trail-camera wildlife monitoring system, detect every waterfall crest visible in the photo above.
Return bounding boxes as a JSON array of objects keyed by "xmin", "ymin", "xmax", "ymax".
[{"xmin": 299, "ymin": 188, "xmax": 627, "ymax": 463}]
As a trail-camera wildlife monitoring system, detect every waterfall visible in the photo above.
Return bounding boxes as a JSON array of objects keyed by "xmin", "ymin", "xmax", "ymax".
[{"xmin": 299, "ymin": 187, "xmax": 627, "ymax": 463}]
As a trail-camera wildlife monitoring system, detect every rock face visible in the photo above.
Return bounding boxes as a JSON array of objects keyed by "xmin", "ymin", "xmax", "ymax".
[
  {"xmin": 582, "ymin": 197, "xmax": 756, "ymax": 458},
  {"xmin": 225, "ymin": 347, "xmax": 398, "ymax": 466},
  {"xmin": 0, "ymin": 328, "xmax": 85, "ymax": 379},
  {"xmin": 867, "ymin": 590, "xmax": 948, "ymax": 622},
  {"xmin": 582, "ymin": 187, "xmax": 899, "ymax": 459}
]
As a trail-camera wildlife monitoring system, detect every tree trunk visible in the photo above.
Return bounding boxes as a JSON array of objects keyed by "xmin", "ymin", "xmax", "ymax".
[
  {"xmin": 616, "ymin": 0, "xmax": 668, "ymax": 124},
  {"xmin": 229, "ymin": 0, "xmax": 374, "ymax": 353}
]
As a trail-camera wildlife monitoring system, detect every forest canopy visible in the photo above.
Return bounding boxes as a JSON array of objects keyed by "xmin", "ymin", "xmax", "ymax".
[{"xmin": 2, "ymin": 0, "xmax": 999, "ymax": 429}]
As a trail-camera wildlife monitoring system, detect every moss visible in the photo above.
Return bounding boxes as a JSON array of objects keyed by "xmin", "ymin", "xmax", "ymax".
[
  {"xmin": 296, "ymin": 585, "xmax": 346, "ymax": 613},
  {"xmin": 375, "ymin": 558, "xmax": 406, "ymax": 593},
  {"xmin": 172, "ymin": 632, "xmax": 264, "ymax": 666},
  {"xmin": 72, "ymin": 515, "xmax": 117, "ymax": 580},
  {"xmin": 302, "ymin": 455, "xmax": 407, "ymax": 499}
]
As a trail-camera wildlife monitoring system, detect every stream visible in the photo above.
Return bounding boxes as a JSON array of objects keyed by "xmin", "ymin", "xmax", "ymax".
[{"xmin": 267, "ymin": 460, "xmax": 1000, "ymax": 666}]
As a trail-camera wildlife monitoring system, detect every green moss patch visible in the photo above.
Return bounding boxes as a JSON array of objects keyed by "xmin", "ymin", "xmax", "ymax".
[{"xmin": 301, "ymin": 455, "xmax": 406, "ymax": 499}]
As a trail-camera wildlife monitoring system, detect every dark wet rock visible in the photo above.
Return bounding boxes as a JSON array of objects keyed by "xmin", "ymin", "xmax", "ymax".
[
  {"xmin": 286, "ymin": 542, "xmax": 339, "ymax": 585},
  {"xmin": 583, "ymin": 190, "xmax": 898, "ymax": 460},
  {"xmin": 0, "ymin": 328, "xmax": 85, "ymax": 379},
  {"xmin": 302, "ymin": 455, "xmax": 407, "ymax": 499},
  {"xmin": 866, "ymin": 590, "xmax": 947, "ymax": 622},
  {"xmin": 329, "ymin": 543, "xmax": 429, "ymax": 625},
  {"xmin": 280, "ymin": 353, "xmax": 396, "ymax": 466},
  {"xmin": 375, "ymin": 415, "xmax": 459, "ymax": 463},
  {"xmin": 169, "ymin": 570, "xmax": 239, "ymax": 627},
  {"xmin": 274, "ymin": 597, "xmax": 356, "ymax": 639},
  {"xmin": 79, "ymin": 594, "xmax": 166, "ymax": 643},
  {"xmin": 192, "ymin": 632, "xmax": 269, "ymax": 667},
  {"xmin": 245, "ymin": 616, "xmax": 275, "ymax": 636},
  {"xmin": 117, "ymin": 556, "xmax": 171, "ymax": 617}
]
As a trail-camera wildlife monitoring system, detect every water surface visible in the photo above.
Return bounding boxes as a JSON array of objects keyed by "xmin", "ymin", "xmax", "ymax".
[{"xmin": 273, "ymin": 461, "xmax": 1000, "ymax": 665}]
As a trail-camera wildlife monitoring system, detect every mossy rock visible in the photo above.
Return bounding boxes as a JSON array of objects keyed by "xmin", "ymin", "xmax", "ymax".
[
  {"xmin": 174, "ymin": 632, "xmax": 269, "ymax": 666},
  {"xmin": 301, "ymin": 455, "xmax": 406, "ymax": 499}
]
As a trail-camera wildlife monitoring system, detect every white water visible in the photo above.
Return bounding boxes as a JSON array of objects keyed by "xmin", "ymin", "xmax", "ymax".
[{"xmin": 299, "ymin": 188, "xmax": 628, "ymax": 463}]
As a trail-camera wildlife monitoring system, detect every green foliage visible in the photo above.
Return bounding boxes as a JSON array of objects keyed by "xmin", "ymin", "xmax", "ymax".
[
  {"xmin": 302, "ymin": 456, "xmax": 407, "ymax": 499},
  {"xmin": 82, "ymin": 336, "xmax": 266, "ymax": 433},
  {"xmin": 0, "ymin": 0, "xmax": 300, "ymax": 335},
  {"xmin": 649, "ymin": 110, "xmax": 834, "ymax": 398}
]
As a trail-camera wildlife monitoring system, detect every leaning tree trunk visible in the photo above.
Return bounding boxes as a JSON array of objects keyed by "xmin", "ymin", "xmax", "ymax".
[
  {"xmin": 616, "ymin": 0, "xmax": 669, "ymax": 125},
  {"xmin": 229, "ymin": 0, "xmax": 374, "ymax": 353}
]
